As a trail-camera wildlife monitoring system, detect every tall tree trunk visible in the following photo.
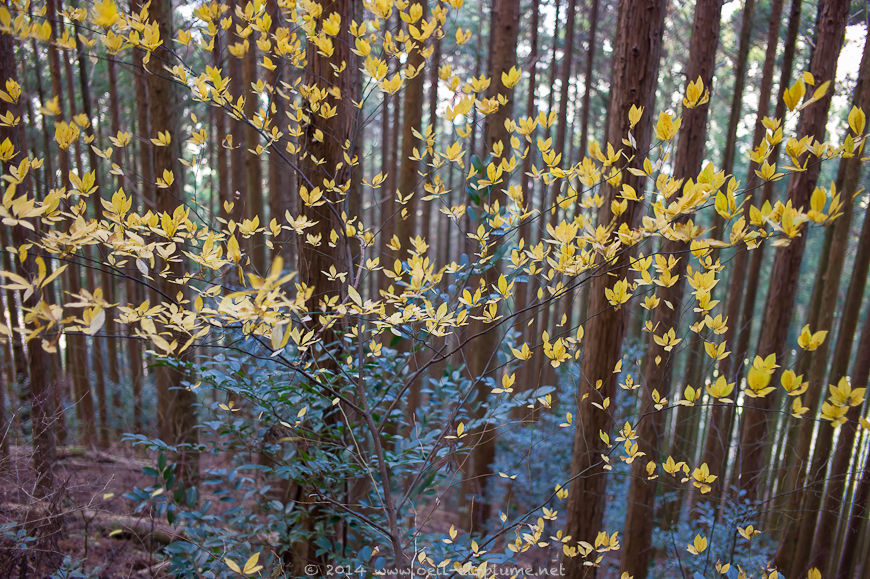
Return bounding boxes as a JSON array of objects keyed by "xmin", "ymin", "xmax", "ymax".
[
  {"xmin": 293, "ymin": 0, "xmax": 384, "ymax": 571},
  {"xmin": 720, "ymin": 0, "xmax": 755, "ymax": 179},
  {"xmin": 731, "ymin": 0, "xmax": 802, "ymax": 386},
  {"xmin": 227, "ymin": 0, "xmax": 246, "ymax": 227},
  {"xmin": 516, "ymin": 0, "xmax": 540, "ymax": 413},
  {"xmin": 737, "ymin": 0, "xmax": 848, "ymax": 499},
  {"xmin": 620, "ymin": 2, "xmax": 722, "ymax": 576},
  {"xmin": 146, "ymin": 0, "xmax": 199, "ymax": 483},
  {"xmin": 380, "ymin": 8, "xmax": 403, "ymax": 296},
  {"xmin": 463, "ymin": 0, "xmax": 521, "ymax": 533},
  {"xmin": 1, "ymin": 26, "xmax": 64, "ymax": 573},
  {"xmin": 105, "ymin": 57, "xmax": 125, "ymax": 391},
  {"xmin": 553, "ymin": 0, "xmax": 578, "ymax": 161},
  {"xmin": 73, "ymin": 25, "xmax": 112, "ymax": 449},
  {"xmin": 578, "ymin": 0, "xmax": 600, "ymax": 162},
  {"xmin": 213, "ymin": 24, "xmax": 231, "ymax": 222},
  {"xmin": 563, "ymin": 2, "xmax": 666, "ymax": 575},
  {"xmin": 395, "ymin": 1, "xmax": 428, "ymax": 251},
  {"xmin": 46, "ymin": 0, "xmax": 95, "ymax": 448},
  {"xmin": 265, "ymin": 2, "xmax": 296, "ymax": 264},
  {"xmin": 701, "ymin": 0, "xmax": 785, "ymax": 486},
  {"xmin": 421, "ymin": 25, "xmax": 442, "ymax": 256},
  {"xmin": 710, "ymin": 0, "xmax": 756, "ymax": 236},
  {"xmin": 244, "ymin": 32, "xmax": 265, "ymax": 271},
  {"xmin": 785, "ymin": 34, "xmax": 870, "ymax": 573}
]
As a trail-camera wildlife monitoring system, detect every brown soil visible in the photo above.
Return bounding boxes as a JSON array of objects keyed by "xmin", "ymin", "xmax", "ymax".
[{"xmin": 0, "ymin": 445, "xmax": 169, "ymax": 578}]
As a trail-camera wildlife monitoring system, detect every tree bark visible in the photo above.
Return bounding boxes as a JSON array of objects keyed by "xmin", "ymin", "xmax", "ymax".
[
  {"xmin": 701, "ymin": 0, "xmax": 785, "ymax": 486},
  {"xmin": 578, "ymin": 0, "xmax": 600, "ymax": 162},
  {"xmin": 1, "ymin": 24, "xmax": 64, "ymax": 572},
  {"xmin": 395, "ymin": 1, "xmax": 428, "ymax": 251},
  {"xmin": 737, "ymin": 0, "xmax": 848, "ymax": 499},
  {"xmin": 145, "ymin": 0, "xmax": 200, "ymax": 483},
  {"xmin": 731, "ymin": 0, "xmax": 803, "ymax": 388},
  {"xmin": 515, "ymin": 0, "xmax": 539, "ymax": 413},
  {"xmin": 620, "ymin": 2, "xmax": 722, "ymax": 576},
  {"xmin": 787, "ymin": 34, "xmax": 870, "ymax": 573},
  {"xmin": 463, "ymin": 0, "xmax": 521, "ymax": 533},
  {"xmin": 293, "ymin": 0, "xmax": 361, "ymax": 571},
  {"xmin": 563, "ymin": 2, "xmax": 666, "ymax": 575},
  {"xmin": 244, "ymin": 30, "xmax": 265, "ymax": 271}
]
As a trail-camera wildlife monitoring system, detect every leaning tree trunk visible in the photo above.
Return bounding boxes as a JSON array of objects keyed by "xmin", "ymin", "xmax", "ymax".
[
  {"xmin": 701, "ymin": 0, "xmax": 784, "ymax": 491},
  {"xmin": 781, "ymin": 28, "xmax": 870, "ymax": 576},
  {"xmin": 812, "ymin": 295, "xmax": 870, "ymax": 575},
  {"xmin": 620, "ymin": 2, "xmax": 722, "ymax": 576},
  {"xmin": 737, "ymin": 0, "xmax": 848, "ymax": 499},
  {"xmin": 731, "ymin": 0, "xmax": 802, "ymax": 387},
  {"xmin": 563, "ymin": 1, "xmax": 666, "ymax": 576}
]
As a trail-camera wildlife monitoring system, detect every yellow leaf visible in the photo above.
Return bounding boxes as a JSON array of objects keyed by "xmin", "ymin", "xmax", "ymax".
[
  {"xmin": 501, "ymin": 66, "xmax": 521, "ymax": 89},
  {"xmin": 797, "ymin": 324, "xmax": 827, "ymax": 351},
  {"xmin": 628, "ymin": 105, "xmax": 643, "ymax": 129},
  {"xmin": 347, "ymin": 285, "xmax": 362, "ymax": 306},
  {"xmin": 848, "ymin": 106, "xmax": 866, "ymax": 135},
  {"xmin": 227, "ymin": 235, "xmax": 241, "ymax": 263},
  {"xmin": 150, "ymin": 130, "xmax": 171, "ymax": 147},
  {"xmin": 242, "ymin": 552, "xmax": 263, "ymax": 575},
  {"xmin": 92, "ymin": 0, "xmax": 120, "ymax": 27},
  {"xmin": 225, "ymin": 558, "xmax": 242, "ymax": 574},
  {"xmin": 687, "ymin": 534, "xmax": 707, "ymax": 555}
]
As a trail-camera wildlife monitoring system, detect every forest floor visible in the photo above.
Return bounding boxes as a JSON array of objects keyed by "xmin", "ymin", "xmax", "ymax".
[
  {"xmin": 0, "ymin": 444, "xmax": 170, "ymax": 578},
  {"xmin": 0, "ymin": 445, "xmax": 569, "ymax": 578}
]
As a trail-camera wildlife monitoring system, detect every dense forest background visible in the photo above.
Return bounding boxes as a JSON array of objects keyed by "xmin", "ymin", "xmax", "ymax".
[{"xmin": 1, "ymin": 0, "xmax": 870, "ymax": 577}]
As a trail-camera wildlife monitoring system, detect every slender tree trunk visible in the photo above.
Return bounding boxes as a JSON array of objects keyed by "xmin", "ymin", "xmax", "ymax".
[
  {"xmin": 545, "ymin": 0, "xmax": 561, "ymax": 136},
  {"xmin": 620, "ymin": 2, "xmax": 722, "ymax": 576},
  {"xmin": 516, "ymin": 0, "xmax": 539, "ymax": 412},
  {"xmin": 782, "ymin": 35, "xmax": 870, "ymax": 573},
  {"xmin": 563, "ymin": 2, "xmax": 666, "ymax": 575},
  {"xmin": 380, "ymin": 8, "xmax": 403, "ymax": 295},
  {"xmin": 737, "ymin": 0, "xmax": 848, "ymax": 499},
  {"xmin": 293, "ymin": 0, "xmax": 372, "ymax": 570},
  {"xmin": 709, "ymin": 0, "xmax": 756, "ymax": 273},
  {"xmin": 395, "ymin": 1, "xmax": 428, "ymax": 250},
  {"xmin": 731, "ymin": 0, "xmax": 802, "ymax": 386},
  {"xmin": 244, "ymin": 33, "xmax": 265, "ymax": 271},
  {"xmin": 213, "ymin": 25, "xmax": 231, "ymax": 220},
  {"xmin": 109, "ymin": 34, "xmax": 148, "ymax": 435},
  {"xmin": 73, "ymin": 26, "xmax": 112, "ymax": 449},
  {"xmin": 578, "ymin": 0, "xmax": 600, "ymax": 162},
  {"xmin": 422, "ymin": 25, "xmax": 442, "ymax": 255},
  {"xmin": 1, "ymin": 26, "xmax": 64, "ymax": 573},
  {"xmin": 720, "ymin": 0, "xmax": 755, "ymax": 179},
  {"xmin": 463, "ymin": 0, "xmax": 521, "ymax": 533},
  {"xmin": 105, "ymin": 58, "xmax": 125, "ymax": 392},
  {"xmin": 227, "ymin": 0, "xmax": 246, "ymax": 227},
  {"xmin": 46, "ymin": 0, "xmax": 96, "ymax": 448},
  {"xmin": 701, "ymin": 0, "xmax": 785, "ymax": 486},
  {"xmin": 553, "ymin": 0, "xmax": 577, "ymax": 161},
  {"xmin": 146, "ymin": 0, "xmax": 199, "ymax": 483}
]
